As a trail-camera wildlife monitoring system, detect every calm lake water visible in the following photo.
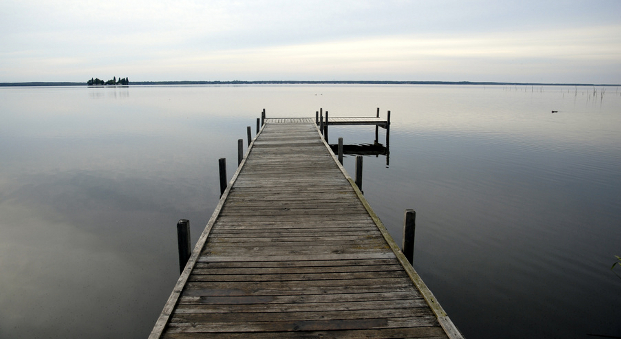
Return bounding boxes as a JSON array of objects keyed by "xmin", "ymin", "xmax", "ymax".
[{"xmin": 1, "ymin": 84, "xmax": 620, "ymax": 338}]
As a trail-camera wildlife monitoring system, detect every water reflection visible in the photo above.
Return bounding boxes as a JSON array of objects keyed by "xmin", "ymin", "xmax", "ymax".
[
  {"xmin": 329, "ymin": 143, "xmax": 390, "ymax": 166},
  {"xmin": 88, "ymin": 86, "xmax": 130, "ymax": 99},
  {"xmin": 0, "ymin": 85, "xmax": 620, "ymax": 338}
]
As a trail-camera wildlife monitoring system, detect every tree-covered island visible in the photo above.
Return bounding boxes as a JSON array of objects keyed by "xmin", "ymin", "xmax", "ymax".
[{"xmin": 87, "ymin": 76, "xmax": 129, "ymax": 86}]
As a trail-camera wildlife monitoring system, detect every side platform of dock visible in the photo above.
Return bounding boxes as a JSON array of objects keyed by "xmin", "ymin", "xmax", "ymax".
[{"xmin": 150, "ymin": 118, "xmax": 462, "ymax": 338}]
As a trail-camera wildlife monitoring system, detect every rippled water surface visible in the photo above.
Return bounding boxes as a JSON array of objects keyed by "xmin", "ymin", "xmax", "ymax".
[{"xmin": 1, "ymin": 85, "xmax": 620, "ymax": 338}]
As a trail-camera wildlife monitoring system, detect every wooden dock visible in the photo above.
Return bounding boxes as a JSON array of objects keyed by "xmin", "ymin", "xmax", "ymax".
[{"xmin": 150, "ymin": 118, "xmax": 462, "ymax": 338}]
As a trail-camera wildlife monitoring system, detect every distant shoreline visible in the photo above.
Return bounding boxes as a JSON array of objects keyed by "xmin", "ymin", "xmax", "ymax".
[{"xmin": 1, "ymin": 80, "xmax": 619, "ymax": 87}]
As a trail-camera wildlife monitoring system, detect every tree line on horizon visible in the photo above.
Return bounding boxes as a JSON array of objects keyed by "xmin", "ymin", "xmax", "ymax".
[{"xmin": 87, "ymin": 76, "xmax": 129, "ymax": 86}]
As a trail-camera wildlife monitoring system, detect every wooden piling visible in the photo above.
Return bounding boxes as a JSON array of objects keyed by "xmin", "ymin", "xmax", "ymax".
[
  {"xmin": 386, "ymin": 110, "xmax": 391, "ymax": 149},
  {"xmin": 256, "ymin": 118, "xmax": 260, "ymax": 134},
  {"xmin": 316, "ymin": 111, "xmax": 319, "ymax": 125},
  {"xmin": 319, "ymin": 110, "xmax": 324, "ymax": 135},
  {"xmin": 403, "ymin": 209, "xmax": 416, "ymax": 265},
  {"xmin": 261, "ymin": 109, "xmax": 265, "ymax": 126},
  {"xmin": 338, "ymin": 137, "xmax": 343, "ymax": 164},
  {"xmin": 237, "ymin": 139, "xmax": 243, "ymax": 166},
  {"xmin": 176, "ymin": 219, "xmax": 191, "ymax": 275},
  {"xmin": 247, "ymin": 126, "xmax": 252, "ymax": 146},
  {"xmin": 355, "ymin": 155, "xmax": 363, "ymax": 191},
  {"xmin": 324, "ymin": 111, "xmax": 329, "ymax": 141},
  {"xmin": 375, "ymin": 107, "xmax": 379, "ymax": 144},
  {"xmin": 219, "ymin": 158, "xmax": 227, "ymax": 197}
]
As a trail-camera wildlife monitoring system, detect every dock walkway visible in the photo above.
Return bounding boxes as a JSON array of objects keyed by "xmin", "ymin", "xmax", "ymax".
[{"xmin": 150, "ymin": 119, "xmax": 462, "ymax": 338}]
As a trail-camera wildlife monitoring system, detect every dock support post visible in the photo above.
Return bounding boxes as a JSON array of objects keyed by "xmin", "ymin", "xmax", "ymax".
[
  {"xmin": 324, "ymin": 111, "xmax": 329, "ymax": 141},
  {"xmin": 316, "ymin": 111, "xmax": 319, "ymax": 125},
  {"xmin": 177, "ymin": 219, "xmax": 191, "ymax": 275},
  {"xmin": 261, "ymin": 109, "xmax": 265, "ymax": 126},
  {"xmin": 375, "ymin": 107, "xmax": 379, "ymax": 144},
  {"xmin": 355, "ymin": 155, "xmax": 363, "ymax": 191},
  {"xmin": 319, "ymin": 109, "xmax": 324, "ymax": 135},
  {"xmin": 219, "ymin": 158, "xmax": 227, "ymax": 197},
  {"xmin": 256, "ymin": 118, "xmax": 260, "ymax": 134},
  {"xmin": 386, "ymin": 110, "xmax": 391, "ymax": 149},
  {"xmin": 237, "ymin": 139, "xmax": 243, "ymax": 166},
  {"xmin": 247, "ymin": 126, "xmax": 252, "ymax": 146},
  {"xmin": 338, "ymin": 137, "xmax": 343, "ymax": 164},
  {"xmin": 403, "ymin": 209, "xmax": 416, "ymax": 265}
]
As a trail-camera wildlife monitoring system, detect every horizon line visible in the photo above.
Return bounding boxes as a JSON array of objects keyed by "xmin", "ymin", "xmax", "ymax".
[{"xmin": 1, "ymin": 80, "xmax": 620, "ymax": 87}]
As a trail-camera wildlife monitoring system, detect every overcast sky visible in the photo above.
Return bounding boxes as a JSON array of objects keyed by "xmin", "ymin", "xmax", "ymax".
[{"xmin": 1, "ymin": 0, "xmax": 620, "ymax": 83}]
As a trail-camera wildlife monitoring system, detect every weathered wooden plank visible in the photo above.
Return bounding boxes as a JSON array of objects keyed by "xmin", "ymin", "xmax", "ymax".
[
  {"xmin": 188, "ymin": 270, "xmax": 407, "ymax": 282},
  {"xmin": 173, "ymin": 299, "xmax": 426, "ymax": 314},
  {"xmin": 200, "ymin": 246, "xmax": 391, "ymax": 257},
  {"xmin": 163, "ymin": 328, "xmax": 446, "ymax": 339},
  {"xmin": 213, "ymin": 215, "xmax": 374, "ymax": 223},
  {"xmin": 183, "ymin": 279, "xmax": 414, "ymax": 294},
  {"xmin": 170, "ymin": 308, "xmax": 435, "ymax": 323},
  {"xmin": 212, "ymin": 221, "xmax": 374, "ymax": 228},
  {"xmin": 204, "ymin": 241, "xmax": 389, "ymax": 251},
  {"xmin": 205, "ymin": 235, "xmax": 385, "ymax": 243},
  {"xmin": 190, "ymin": 264, "xmax": 403, "ymax": 275},
  {"xmin": 182, "ymin": 281, "xmax": 414, "ymax": 296},
  {"xmin": 209, "ymin": 229, "xmax": 380, "ymax": 236},
  {"xmin": 178, "ymin": 291, "xmax": 420, "ymax": 306},
  {"xmin": 192, "ymin": 258, "xmax": 397, "ymax": 268},
  {"xmin": 196, "ymin": 252, "xmax": 397, "ymax": 262},
  {"xmin": 166, "ymin": 316, "xmax": 438, "ymax": 333}
]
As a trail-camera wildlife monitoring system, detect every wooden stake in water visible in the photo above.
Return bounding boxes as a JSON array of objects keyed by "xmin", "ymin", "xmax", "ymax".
[
  {"xmin": 403, "ymin": 209, "xmax": 416, "ymax": 265},
  {"xmin": 338, "ymin": 137, "xmax": 343, "ymax": 165},
  {"xmin": 261, "ymin": 109, "xmax": 265, "ymax": 126},
  {"xmin": 177, "ymin": 219, "xmax": 191, "ymax": 275},
  {"xmin": 355, "ymin": 155, "xmax": 363, "ymax": 191},
  {"xmin": 237, "ymin": 139, "xmax": 243, "ymax": 166},
  {"xmin": 386, "ymin": 110, "xmax": 391, "ymax": 149},
  {"xmin": 375, "ymin": 107, "xmax": 380, "ymax": 144},
  {"xmin": 324, "ymin": 111, "xmax": 329, "ymax": 141},
  {"xmin": 256, "ymin": 118, "xmax": 260, "ymax": 134},
  {"xmin": 219, "ymin": 158, "xmax": 227, "ymax": 197},
  {"xmin": 247, "ymin": 126, "xmax": 252, "ymax": 146}
]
